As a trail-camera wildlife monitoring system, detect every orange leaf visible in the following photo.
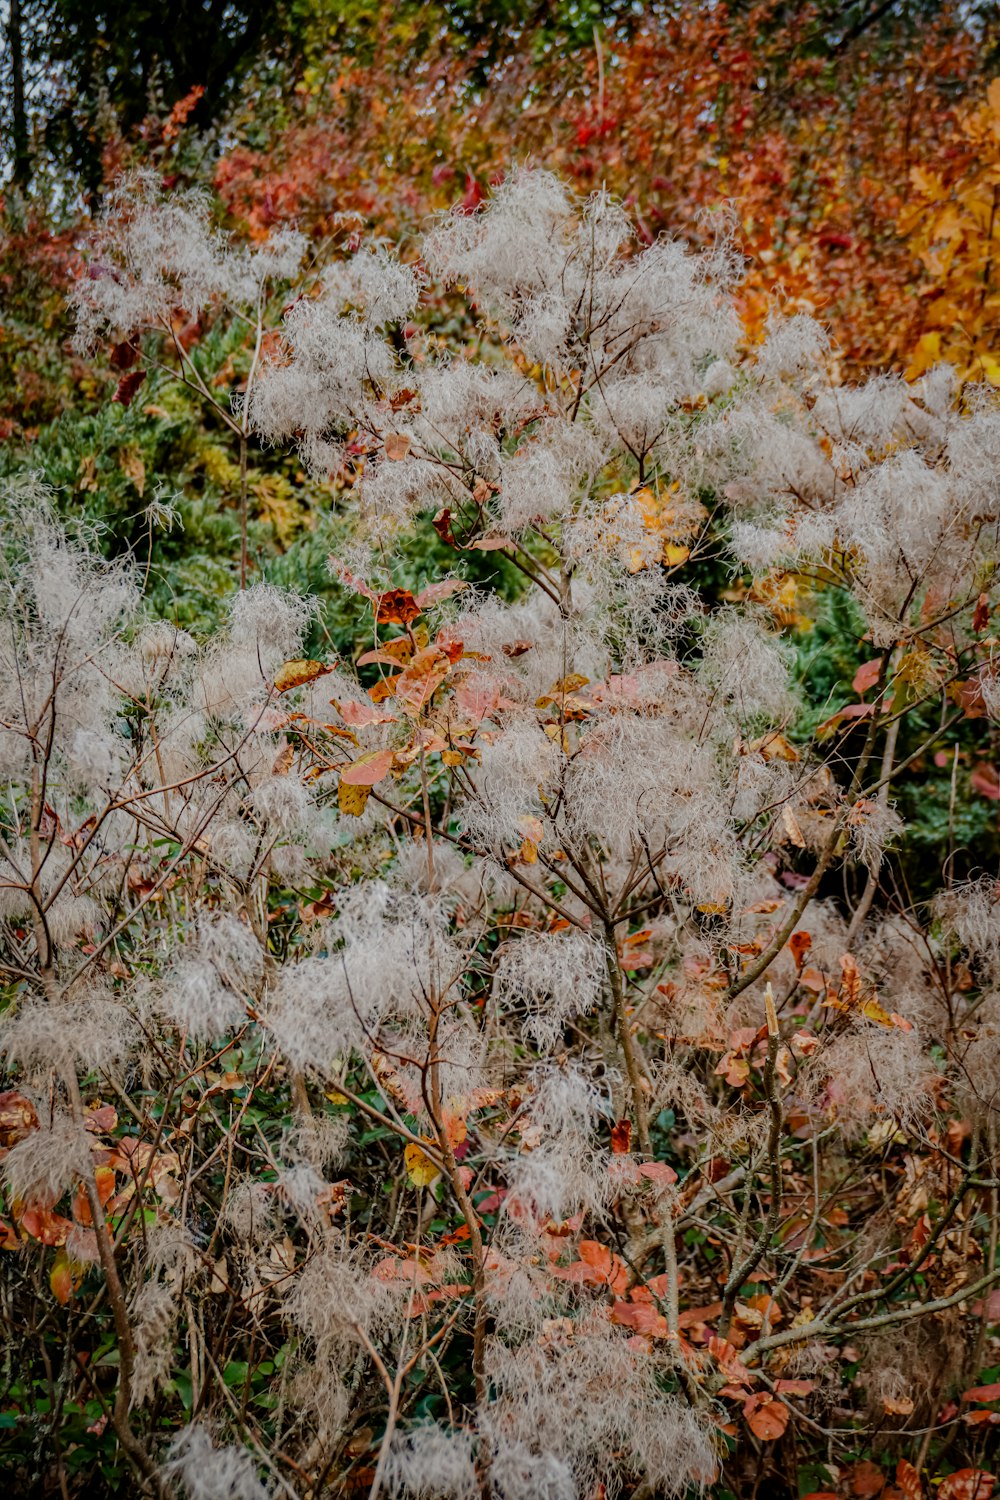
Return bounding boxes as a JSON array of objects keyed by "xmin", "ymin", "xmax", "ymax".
[
  {"xmin": 555, "ymin": 1240, "xmax": 628, "ymax": 1295},
  {"xmin": 962, "ymin": 1381, "xmax": 1000, "ymax": 1403},
  {"xmin": 18, "ymin": 1205, "xmax": 73, "ymax": 1247},
  {"xmin": 375, "ymin": 588, "xmax": 421, "ymax": 625},
  {"xmin": 895, "ymin": 1460, "xmax": 923, "ymax": 1500},
  {"xmin": 384, "ymin": 432, "xmax": 412, "ymax": 461},
  {"xmin": 610, "ymin": 1119, "xmax": 632, "ymax": 1154},
  {"xmin": 396, "ymin": 647, "xmax": 450, "ymax": 715},
  {"xmin": 0, "ymin": 1089, "xmax": 39, "ymax": 1147},
  {"xmin": 49, "ymin": 1247, "xmax": 76, "ymax": 1305},
  {"xmin": 848, "ymin": 1459, "xmax": 886, "ymax": 1496},
  {"xmin": 369, "ymin": 675, "xmax": 401, "ymax": 703},
  {"xmin": 789, "ymin": 930, "xmax": 812, "ymax": 970},
  {"xmin": 937, "ymin": 1471, "xmax": 996, "ymax": 1500},
  {"xmin": 743, "ymin": 1392, "xmax": 789, "ymax": 1441},
  {"xmin": 335, "ymin": 699, "xmax": 397, "ymax": 727}
]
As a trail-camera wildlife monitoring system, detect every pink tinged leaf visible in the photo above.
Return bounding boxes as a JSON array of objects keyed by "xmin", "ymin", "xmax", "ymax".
[
  {"xmin": 340, "ymin": 748, "xmax": 396, "ymax": 786},
  {"xmin": 852, "ymin": 658, "xmax": 882, "ymax": 694},
  {"xmin": 413, "ymin": 579, "xmax": 469, "ymax": 608}
]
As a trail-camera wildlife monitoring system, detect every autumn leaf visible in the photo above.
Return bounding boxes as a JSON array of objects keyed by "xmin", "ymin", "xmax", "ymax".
[
  {"xmin": 895, "ymin": 1460, "xmax": 923, "ymax": 1500},
  {"xmin": 752, "ymin": 732, "xmax": 799, "ymax": 762},
  {"xmin": 384, "ymin": 432, "xmax": 412, "ymax": 461},
  {"xmin": 743, "ymin": 1392, "xmax": 789, "ymax": 1441},
  {"xmin": 789, "ymin": 930, "xmax": 812, "ymax": 970},
  {"xmin": 71, "ymin": 1166, "xmax": 116, "ymax": 1227},
  {"xmin": 335, "ymin": 699, "xmax": 397, "ymax": 727},
  {"xmin": 112, "ymin": 369, "xmax": 147, "ymax": 406},
  {"xmin": 50, "ymin": 1248, "xmax": 77, "ymax": 1305},
  {"xmin": 369, "ymin": 676, "xmax": 401, "ymax": 704},
  {"xmin": 0, "ymin": 1090, "xmax": 39, "ymax": 1147},
  {"xmin": 17, "ymin": 1205, "xmax": 73, "ymax": 1247},
  {"xmin": 395, "ymin": 647, "xmax": 451, "ymax": 715},
  {"xmin": 273, "ymin": 659, "xmax": 333, "ymax": 693},
  {"xmin": 554, "ymin": 1240, "xmax": 628, "ymax": 1295},
  {"xmin": 937, "ymin": 1471, "xmax": 996, "ymax": 1500},
  {"xmin": 375, "ymin": 588, "xmax": 421, "ymax": 625},
  {"xmin": 338, "ymin": 780, "xmax": 372, "ymax": 816},
  {"xmin": 340, "ymin": 748, "xmax": 396, "ymax": 787},
  {"xmin": 109, "ymin": 339, "xmax": 139, "ymax": 370},
  {"xmin": 414, "ymin": 579, "xmax": 469, "ymax": 609},
  {"xmin": 610, "ymin": 1119, "xmax": 632, "ymax": 1154},
  {"xmin": 853, "ymin": 658, "xmax": 882, "ymax": 694},
  {"xmin": 962, "ymin": 1380, "xmax": 1000, "ymax": 1402},
  {"xmin": 404, "ymin": 1140, "xmax": 440, "ymax": 1187},
  {"xmin": 637, "ymin": 1161, "xmax": 678, "ymax": 1188}
]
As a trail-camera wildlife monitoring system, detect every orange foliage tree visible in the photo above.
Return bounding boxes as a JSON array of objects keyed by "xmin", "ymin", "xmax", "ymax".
[{"xmin": 215, "ymin": 1, "xmax": 984, "ymax": 374}]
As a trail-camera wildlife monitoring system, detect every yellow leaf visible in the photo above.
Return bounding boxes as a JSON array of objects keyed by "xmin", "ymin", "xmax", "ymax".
[
  {"xmin": 338, "ymin": 779, "xmax": 372, "ymax": 816},
  {"xmin": 661, "ymin": 543, "xmax": 690, "ymax": 566},
  {"xmin": 274, "ymin": 659, "xmax": 333, "ymax": 693},
  {"xmin": 404, "ymin": 1141, "xmax": 440, "ymax": 1188}
]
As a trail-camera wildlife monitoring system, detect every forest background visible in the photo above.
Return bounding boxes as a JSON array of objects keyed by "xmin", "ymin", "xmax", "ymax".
[{"xmin": 4, "ymin": 2, "xmax": 1000, "ymax": 1499}]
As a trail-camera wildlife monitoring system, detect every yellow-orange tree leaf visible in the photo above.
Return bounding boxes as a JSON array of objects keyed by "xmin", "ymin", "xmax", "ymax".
[
  {"xmin": 404, "ymin": 1141, "xmax": 440, "ymax": 1188},
  {"xmin": 274, "ymin": 659, "xmax": 333, "ymax": 693},
  {"xmin": 338, "ymin": 780, "xmax": 372, "ymax": 817}
]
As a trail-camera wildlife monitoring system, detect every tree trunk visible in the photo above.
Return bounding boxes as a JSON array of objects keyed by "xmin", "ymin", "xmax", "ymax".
[{"xmin": 8, "ymin": 0, "xmax": 32, "ymax": 188}]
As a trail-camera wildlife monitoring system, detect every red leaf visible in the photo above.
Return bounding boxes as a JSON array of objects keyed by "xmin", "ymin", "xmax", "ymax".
[
  {"xmin": 432, "ymin": 508, "xmax": 457, "ymax": 546},
  {"xmin": 610, "ymin": 1119, "xmax": 632, "ymax": 1154},
  {"xmin": 817, "ymin": 700, "xmax": 874, "ymax": 737},
  {"xmin": 895, "ymin": 1460, "xmax": 923, "ymax": 1500},
  {"xmin": 743, "ymin": 1392, "xmax": 789, "ymax": 1441},
  {"xmin": 937, "ymin": 1471, "xmax": 996, "ymax": 1500},
  {"xmin": 853, "ymin": 658, "xmax": 882, "ymax": 694},
  {"xmin": 962, "ymin": 1381, "xmax": 1000, "ymax": 1403},
  {"xmin": 112, "ymin": 369, "xmax": 147, "ymax": 407},
  {"xmin": 973, "ymin": 592, "xmax": 991, "ymax": 633},
  {"xmin": 18, "ymin": 1206, "xmax": 73, "ymax": 1247},
  {"xmin": 109, "ymin": 340, "xmax": 139, "ymax": 371}
]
